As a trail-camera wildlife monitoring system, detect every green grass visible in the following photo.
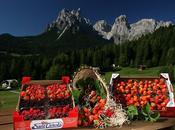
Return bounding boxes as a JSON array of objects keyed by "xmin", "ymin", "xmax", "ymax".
[
  {"xmin": 103, "ymin": 67, "xmax": 162, "ymax": 84},
  {"xmin": 0, "ymin": 90, "xmax": 19, "ymax": 110}
]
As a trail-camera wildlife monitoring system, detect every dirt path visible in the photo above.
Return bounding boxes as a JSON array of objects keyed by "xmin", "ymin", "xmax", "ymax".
[{"xmin": 9, "ymin": 90, "xmax": 19, "ymax": 94}]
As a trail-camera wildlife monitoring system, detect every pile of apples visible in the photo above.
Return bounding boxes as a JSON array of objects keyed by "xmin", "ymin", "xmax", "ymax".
[
  {"xmin": 21, "ymin": 108, "xmax": 46, "ymax": 120},
  {"xmin": 78, "ymin": 90, "xmax": 106, "ymax": 126},
  {"xmin": 114, "ymin": 78, "xmax": 169, "ymax": 111},
  {"xmin": 48, "ymin": 105, "xmax": 72, "ymax": 119},
  {"xmin": 20, "ymin": 84, "xmax": 45, "ymax": 101},
  {"xmin": 46, "ymin": 83, "xmax": 71, "ymax": 101}
]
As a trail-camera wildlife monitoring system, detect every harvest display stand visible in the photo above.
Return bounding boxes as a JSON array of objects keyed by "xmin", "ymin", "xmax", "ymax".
[
  {"xmin": 12, "ymin": 69, "xmax": 175, "ymax": 130},
  {"xmin": 13, "ymin": 77, "xmax": 78, "ymax": 130}
]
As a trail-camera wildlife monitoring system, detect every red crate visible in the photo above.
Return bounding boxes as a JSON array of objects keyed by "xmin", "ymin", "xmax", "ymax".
[
  {"xmin": 13, "ymin": 107, "xmax": 78, "ymax": 130},
  {"xmin": 13, "ymin": 76, "xmax": 78, "ymax": 130}
]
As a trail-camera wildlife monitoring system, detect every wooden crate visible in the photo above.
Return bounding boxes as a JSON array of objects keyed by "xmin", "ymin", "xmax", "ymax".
[{"xmin": 109, "ymin": 73, "xmax": 175, "ymax": 117}]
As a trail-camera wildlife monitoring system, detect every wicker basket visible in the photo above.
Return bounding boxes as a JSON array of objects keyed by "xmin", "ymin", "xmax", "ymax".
[{"xmin": 72, "ymin": 66, "xmax": 110, "ymax": 102}]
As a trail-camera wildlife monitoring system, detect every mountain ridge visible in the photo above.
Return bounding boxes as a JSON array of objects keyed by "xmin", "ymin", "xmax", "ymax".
[
  {"xmin": 94, "ymin": 15, "xmax": 172, "ymax": 44},
  {"xmin": 0, "ymin": 8, "xmax": 173, "ymax": 55},
  {"xmin": 0, "ymin": 8, "xmax": 173, "ymax": 44}
]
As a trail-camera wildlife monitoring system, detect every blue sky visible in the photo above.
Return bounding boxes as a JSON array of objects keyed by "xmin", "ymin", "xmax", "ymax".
[{"xmin": 0, "ymin": 0, "xmax": 175, "ymax": 36}]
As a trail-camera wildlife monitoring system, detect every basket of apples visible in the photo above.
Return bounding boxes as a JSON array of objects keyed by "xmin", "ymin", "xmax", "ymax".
[{"xmin": 110, "ymin": 73, "xmax": 175, "ymax": 118}]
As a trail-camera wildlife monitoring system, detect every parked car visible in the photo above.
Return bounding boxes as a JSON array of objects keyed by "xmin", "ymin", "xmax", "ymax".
[{"xmin": 0, "ymin": 79, "xmax": 18, "ymax": 90}]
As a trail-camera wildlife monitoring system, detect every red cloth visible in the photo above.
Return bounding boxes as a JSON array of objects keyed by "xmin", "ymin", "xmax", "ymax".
[
  {"xmin": 62, "ymin": 76, "xmax": 70, "ymax": 84},
  {"xmin": 13, "ymin": 111, "xmax": 24, "ymax": 122},
  {"xmin": 68, "ymin": 106, "xmax": 78, "ymax": 117},
  {"xmin": 22, "ymin": 76, "xmax": 31, "ymax": 84}
]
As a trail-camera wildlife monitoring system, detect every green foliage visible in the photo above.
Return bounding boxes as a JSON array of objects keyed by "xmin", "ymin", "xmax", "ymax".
[
  {"xmin": 72, "ymin": 89, "xmax": 81, "ymax": 105},
  {"xmin": 0, "ymin": 62, "xmax": 8, "ymax": 80},
  {"xmin": 127, "ymin": 104, "xmax": 160, "ymax": 122},
  {"xmin": 0, "ymin": 26, "xmax": 175, "ymax": 81},
  {"xmin": 76, "ymin": 78, "xmax": 106, "ymax": 99},
  {"xmin": 0, "ymin": 27, "xmax": 110, "ymax": 55},
  {"xmin": 112, "ymin": 66, "xmax": 122, "ymax": 71},
  {"xmin": 45, "ymin": 65, "xmax": 59, "ymax": 79},
  {"xmin": 167, "ymin": 48, "xmax": 175, "ymax": 65},
  {"xmin": 94, "ymin": 80, "xmax": 106, "ymax": 99},
  {"xmin": 141, "ymin": 103, "xmax": 160, "ymax": 122},
  {"xmin": 127, "ymin": 105, "xmax": 138, "ymax": 120}
]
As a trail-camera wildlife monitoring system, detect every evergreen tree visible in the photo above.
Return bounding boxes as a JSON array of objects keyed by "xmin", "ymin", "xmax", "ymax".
[
  {"xmin": 46, "ymin": 65, "xmax": 60, "ymax": 79},
  {"xmin": 166, "ymin": 48, "xmax": 175, "ymax": 65},
  {"xmin": 22, "ymin": 60, "xmax": 32, "ymax": 76},
  {"xmin": 135, "ymin": 44, "xmax": 143, "ymax": 66},
  {"xmin": 0, "ymin": 62, "xmax": 8, "ymax": 80}
]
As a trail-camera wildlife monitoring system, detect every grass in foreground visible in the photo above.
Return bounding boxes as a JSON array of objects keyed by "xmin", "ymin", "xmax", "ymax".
[
  {"xmin": 0, "ymin": 90, "xmax": 19, "ymax": 110},
  {"xmin": 103, "ymin": 66, "xmax": 162, "ymax": 84}
]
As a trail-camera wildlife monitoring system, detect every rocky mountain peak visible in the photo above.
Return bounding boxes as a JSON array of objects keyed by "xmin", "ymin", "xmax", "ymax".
[
  {"xmin": 57, "ymin": 8, "xmax": 81, "ymax": 21},
  {"xmin": 115, "ymin": 15, "xmax": 128, "ymax": 24},
  {"xmin": 47, "ymin": 8, "xmax": 90, "ymax": 33},
  {"xmin": 93, "ymin": 20, "xmax": 111, "ymax": 39},
  {"xmin": 113, "ymin": 15, "xmax": 130, "ymax": 30},
  {"xmin": 109, "ymin": 15, "xmax": 130, "ymax": 43},
  {"xmin": 94, "ymin": 15, "xmax": 173, "ymax": 44},
  {"xmin": 46, "ymin": 9, "xmax": 173, "ymax": 44}
]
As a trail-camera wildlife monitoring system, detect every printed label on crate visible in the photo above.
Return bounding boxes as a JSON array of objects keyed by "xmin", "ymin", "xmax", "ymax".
[{"xmin": 30, "ymin": 119, "xmax": 64, "ymax": 130}]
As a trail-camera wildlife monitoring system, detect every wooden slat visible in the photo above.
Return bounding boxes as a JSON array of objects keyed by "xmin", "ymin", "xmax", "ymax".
[
  {"xmin": 0, "ymin": 115, "xmax": 12, "ymax": 125},
  {"xmin": 0, "ymin": 123, "xmax": 13, "ymax": 130},
  {"xmin": 120, "ymin": 76, "xmax": 159, "ymax": 79},
  {"xmin": 1, "ymin": 117, "xmax": 175, "ymax": 130},
  {"xmin": 26, "ymin": 80, "xmax": 62, "ymax": 86},
  {"xmin": 0, "ymin": 109, "xmax": 14, "ymax": 116}
]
